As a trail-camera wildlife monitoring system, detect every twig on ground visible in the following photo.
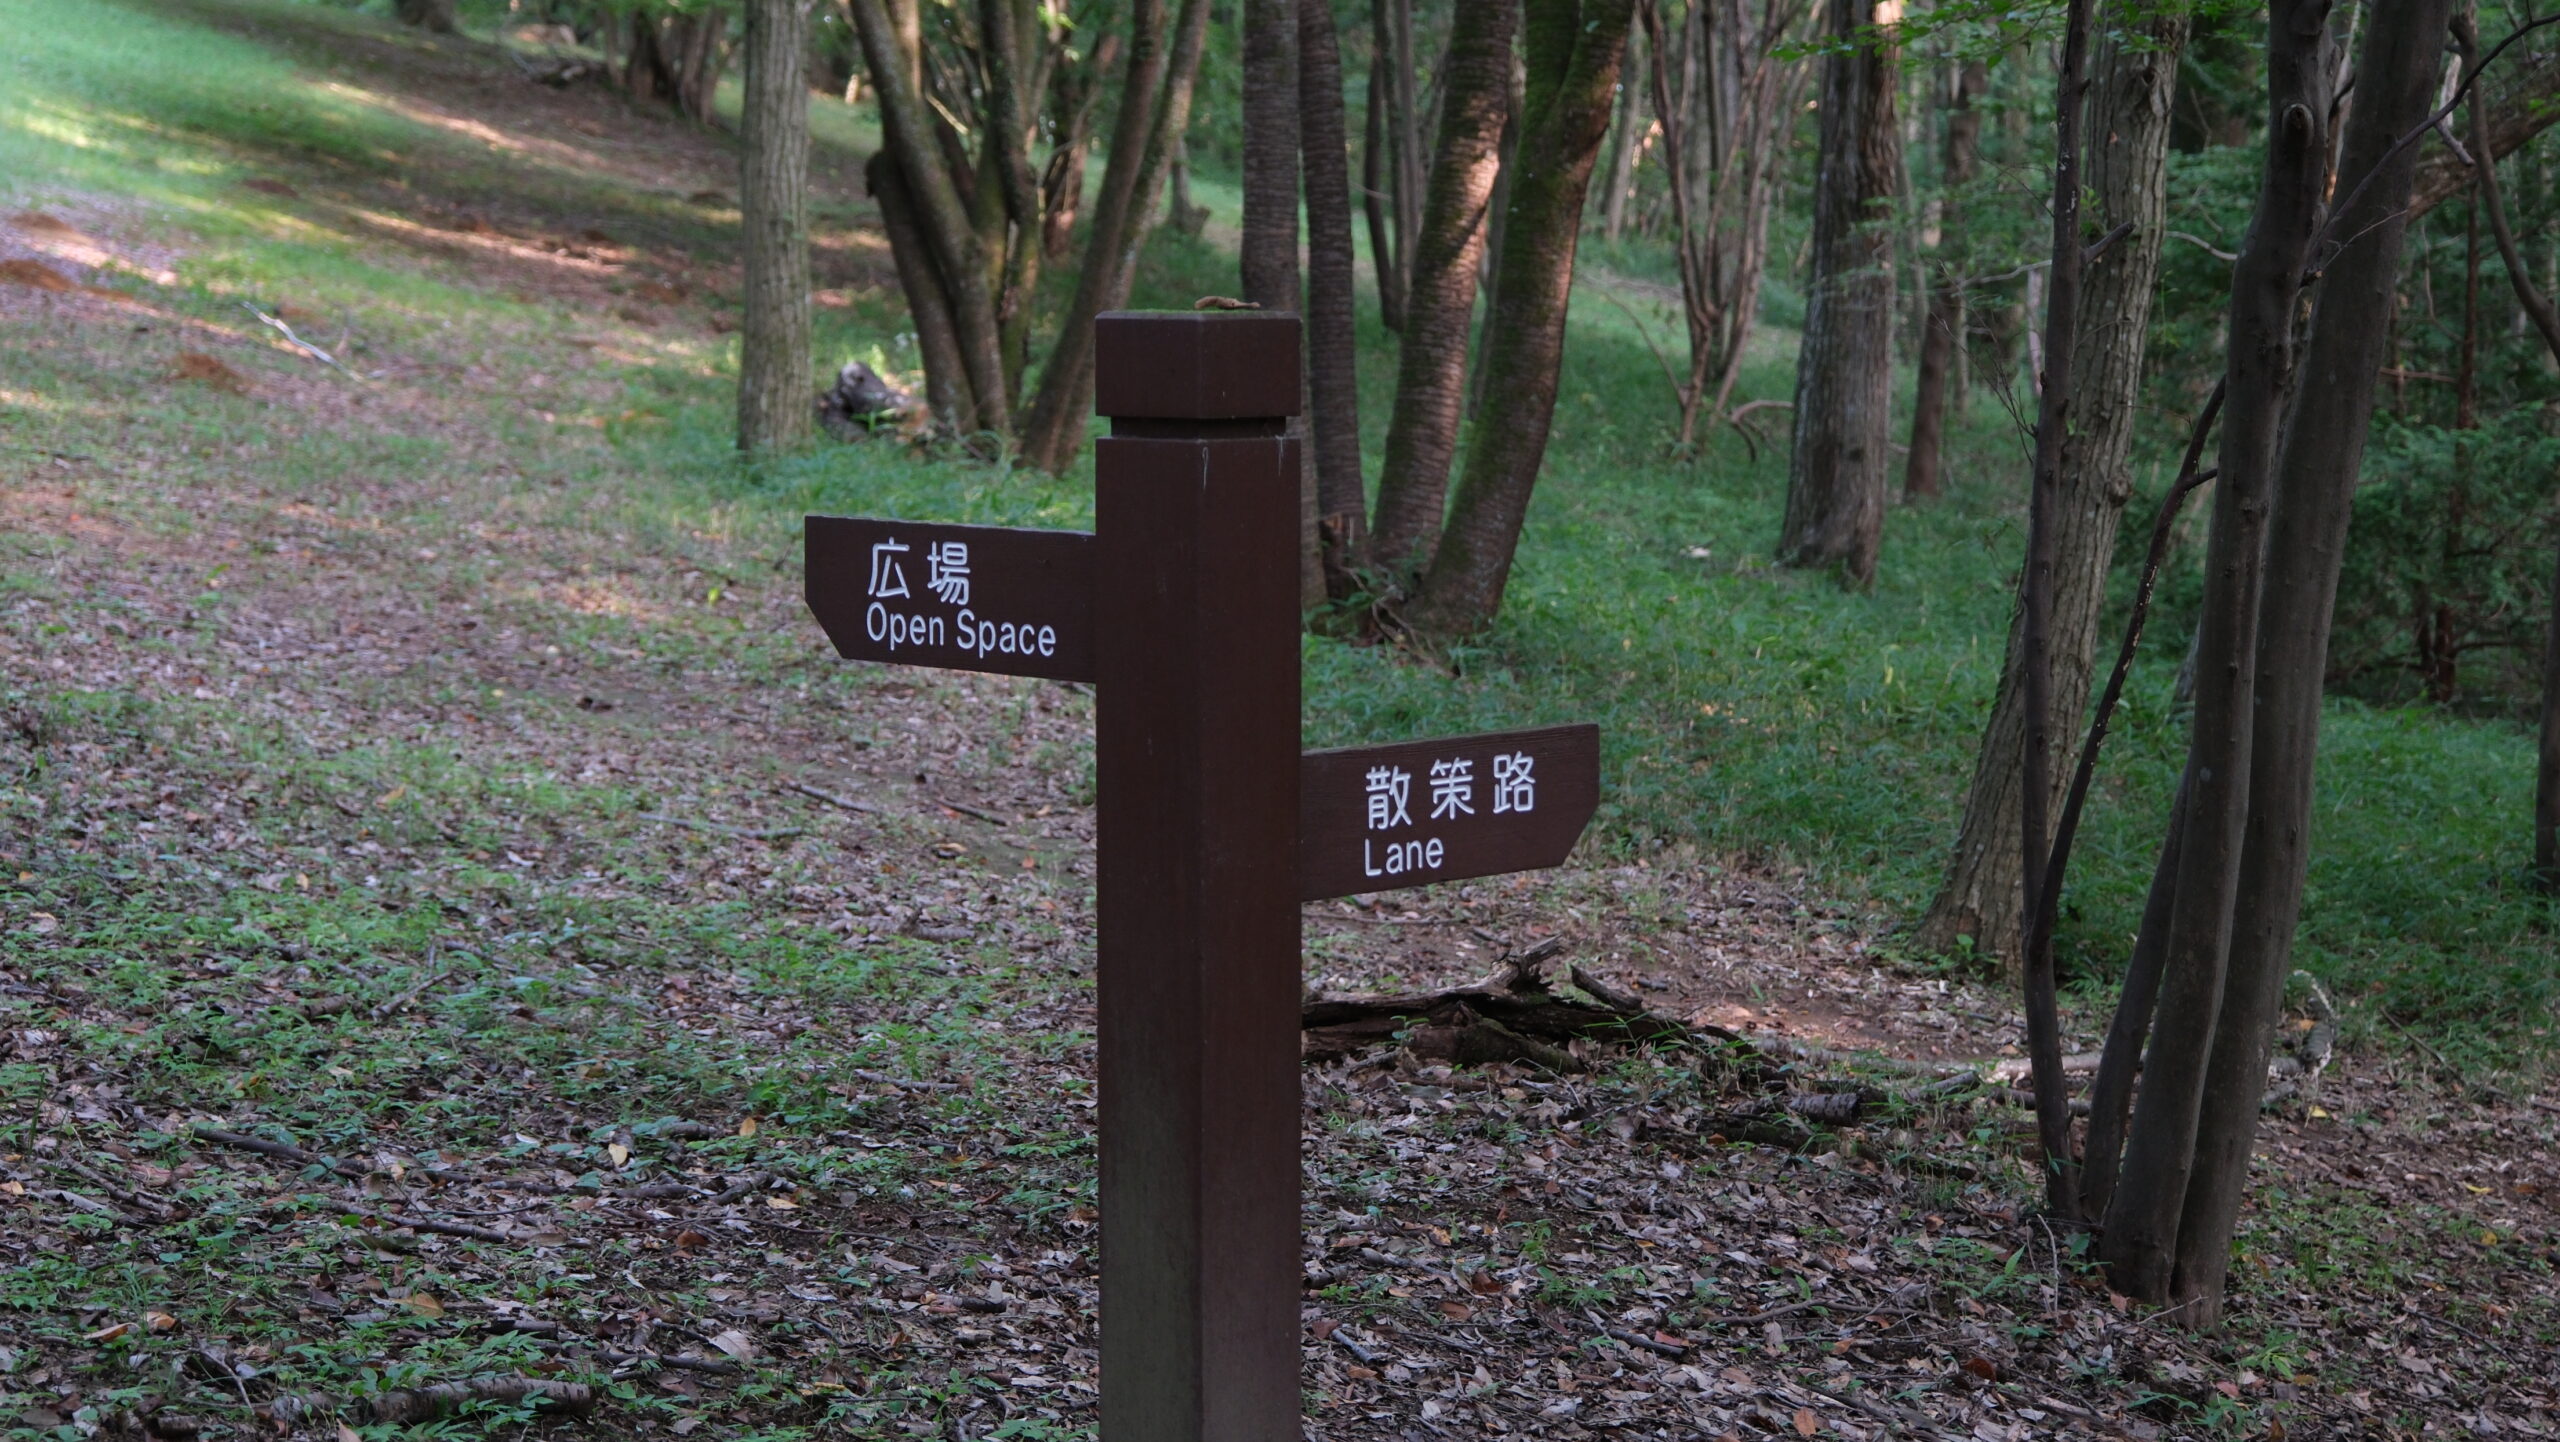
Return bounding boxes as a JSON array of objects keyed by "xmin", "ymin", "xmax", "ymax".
[
  {"xmin": 787, "ymin": 780, "xmax": 878, "ymax": 813},
  {"xmin": 239, "ymin": 302, "xmax": 365, "ymax": 381},
  {"xmin": 934, "ymin": 796, "xmax": 1013, "ymax": 826},
  {"xmin": 639, "ymin": 812, "xmax": 805, "ymax": 840},
  {"xmin": 191, "ymin": 1125, "xmax": 366, "ymax": 1179},
  {"xmin": 371, "ymin": 944, "xmax": 449, "ymax": 1022},
  {"xmin": 851, "ymin": 1067, "xmax": 960, "ymax": 1092}
]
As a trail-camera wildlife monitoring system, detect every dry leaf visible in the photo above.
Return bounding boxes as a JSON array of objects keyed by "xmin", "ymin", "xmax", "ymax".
[
  {"xmin": 1959, "ymin": 1355, "xmax": 2000, "ymax": 1382},
  {"xmin": 1437, "ymin": 1300, "xmax": 1472, "ymax": 1321},
  {"xmin": 398, "ymin": 1293, "xmax": 445, "ymax": 1319},
  {"xmin": 1793, "ymin": 1407, "xmax": 1819, "ymax": 1435},
  {"xmin": 608, "ymin": 1142, "xmax": 629, "ymax": 1167},
  {"xmin": 143, "ymin": 1310, "xmax": 178, "ymax": 1332},
  {"xmin": 338, "ymin": 1424, "xmax": 363, "ymax": 1442},
  {"xmin": 708, "ymin": 1328, "xmax": 757, "ymax": 1361},
  {"xmin": 1310, "ymin": 1318, "xmax": 1338, "ymax": 1340},
  {"xmin": 737, "ymin": 1116, "xmax": 758, "ymax": 1137},
  {"xmin": 673, "ymin": 1229, "xmax": 711, "ymax": 1249},
  {"xmin": 82, "ymin": 1322, "xmax": 133, "ymax": 1342}
]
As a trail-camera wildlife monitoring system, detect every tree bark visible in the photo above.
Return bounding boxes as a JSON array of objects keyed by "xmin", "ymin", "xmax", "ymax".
[
  {"xmin": 846, "ymin": 0, "xmax": 1013, "ymax": 433},
  {"xmin": 1241, "ymin": 0, "xmax": 1324, "ymax": 608},
  {"xmin": 867, "ymin": 150, "xmax": 976, "ymax": 432},
  {"xmin": 738, "ymin": 0, "xmax": 814, "ymax": 452},
  {"xmin": 1368, "ymin": 0, "xmax": 1520, "ymax": 580},
  {"xmin": 2016, "ymin": 0, "xmax": 2099, "ymax": 1224},
  {"xmin": 1597, "ymin": 19, "xmax": 1647, "ymax": 239},
  {"xmin": 1302, "ymin": 0, "xmax": 1369, "ymax": 590},
  {"xmin": 2466, "ymin": 22, "xmax": 2560, "ymax": 888},
  {"xmin": 2099, "ymin": 0, "xmax": 2337, "ymax": 1310},
  {"xmin": 1014, "ymin": 0, "xmax": 1213, "ymax": 472},
  {"xmin": 2163, "ymin": 0, "xmax": 2446, "ymax": 1326},
  {"xmin": 1406, "ymin": 0, "xmax": 1638, "ymax": 634},
  {"xmin": 1915, "ymin": 16, "xmax": 2187, "ymax": 970},
  {"xmin": 1902, "ymin": 59, "xmax": 1984, "ymax": 502},
  {"xmin": 1367, "ymin": 0, "xmax": 1422, "ymax": 329},
  {"xmin": 1776, "ymin": 0, "xmax": 1900, "ymax": 586}
]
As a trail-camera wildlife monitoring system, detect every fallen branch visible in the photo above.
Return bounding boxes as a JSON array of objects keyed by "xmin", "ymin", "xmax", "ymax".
[
  {"xmin": 640, "ymin": 812, "xmax": 806, "ymax": 841},
  {"xmin": 787, "ymin": 780, "xmax": 879, "ymax": 814},
  {"xmin": 934, "ymin": 796, "xmax": 1014, "ymax": 826},
  {"xmin": 191, "ymin": 1125, "xmax": 366, "ymax": 1179}
]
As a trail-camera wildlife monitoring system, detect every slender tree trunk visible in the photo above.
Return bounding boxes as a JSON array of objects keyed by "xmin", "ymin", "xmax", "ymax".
[
  {"xmin": 738, "ymin": 0, "xmax": 814, "ymax": 452},
  {"xmin": 1598, "ymin": 19, "xmax": 1647, "ymax": 239},
  {"xmin": 1915, "ymin": 18, "xmax": 2186, "ymax": 969},
  {"xmin": 1643, "ymin": 0, "xmax": 1803, "ymax": 447},
  {"xmin": 867, "ymin": 150, "xmax": 976, "ymax": 431},
  {"xmin": 2163, "ymin": 0, "xmax": 2446, "ymax": 1326},
  {"xmin": 2100, "ymin": 0, "xmax": 2338, "ymax": 1310},
  {"xmin": 2465, "ymin": 20, "xmax": 2560, "ymax": 887},
  {"xmin": 1902, "ymin": 59, "xmax": 1984, "ymax": 502},
  {"xmin": 847, "ymin": 0, "xmax": 1013, "ymax": 433},
  {"xmin": 1776, "ymin": 0, "xmax": 1900, "ymax": 586},
  {"xmin": 1365, "ymin": 58, "xmax": 1410, "ymax": 329},
  {"xmin": 1471, "ymin": 51, "xmax": 1528, "ymax": 417},
  {"xmin": 1242, "ymin": 0, "xmax": 1324, "ymax": 608},
  {"xmin": 1369, "ymin": 0, "xmax": 1520, "ymax": 580},
  {"xmin": 2016, "ymin": 0, "xmax": 2099, "ymax": 1224},
  {"xmin": 1302, "ymin": 0, "xmax": 1369, "ymax": 589},
  {"xmin": 1407, "ymin": 0, "xmax": 1638, "ymax": 634},
  {"xmin": 1015, "ymin": 0, "xmax": 1213, "ymax": 471}
]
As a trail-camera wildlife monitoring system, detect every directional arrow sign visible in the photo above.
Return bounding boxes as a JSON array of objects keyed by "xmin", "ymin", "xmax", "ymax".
[
  {"xmin": 1299, "ymin": 723, "xmax": 1600, "ymax": 901},
  {"xmin": 805, "ymin": 515, "xmax": 1096, "ymax": 683}
]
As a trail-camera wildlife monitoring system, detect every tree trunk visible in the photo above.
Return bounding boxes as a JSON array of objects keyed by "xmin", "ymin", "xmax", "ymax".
[
  {"xmin": 1014, "ymin": 0, "xmax": 1214, "ymax": 472},
  {"xmin": 2464, "ymin": 19, "xmax": 2560, "ymax": 888},
  {"xmin": 1301, "ymin": 0, "xmax": 1369, "ymax": 590},
  {"xmin": 2161, "ymin": 0, "xmax": 2445, "ymax": 1326},
  {"xmin": 1914, "ymin": 19, "xmax": 2186, "ymax": 970},
  {"xmin": 1368, "ymin": 0, "xmax": 1519, "ymax": 580},
  {"xmin": 1776, "ymin": 0, "xmax": 1900, "ymax": 586},
  {"xmin": 1241, "ymin": 0, "xmax": 1324, "ymax": 608},
  {"xmin": 1406, "ymin": 0, "xmax": 1638, "ymax": 634},
  {"xmin": 395, "ymin": 0, "xmax": 458, "ymax": 35},
  {"xmin": 847, "ymin": 0, "xmax": 1013, "ymax": 433},
  {"xmin": 867, "ymin": 150, "xmax": 976, "ymax": 432},
  {"xmin": 1597, "ymin": 19, "xmax": 1646, "ymax": 239},
  {"xmin": 1643, "ymin": 0, "xmax": 1806, "ymax": 448},
  {"xmin": 2099, "ymin": 0, "xmax": 2338, "ymax": 1311},
  {"xmin": 1902, "ymin": 59, "xmax": 1984, "ymax": 502},
  {"xmin": 674, "ymin": 13, "xmax": 730, "ymax": 125},
  {"xmin": 738, "ymin": 0, "xmax": 814, "ymax": 452},
  {"xmin": 1366, "ymin": 0, "xmax": 1421, "ymax": 329}
]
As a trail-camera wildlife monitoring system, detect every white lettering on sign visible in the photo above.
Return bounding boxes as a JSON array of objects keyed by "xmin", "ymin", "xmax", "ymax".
[
  {"xmin": 927, "ymin": 540, "xmax": 971, "ymax": 606},
  {"xmin": 1365, "ymin": 766, "xmax": 1412, "ymax": 831},
  {"xmin": 1428, "ymin": 758, "xmax": 1475, "ymax": 819},
  {"xmin": 1493, "ymin": 752, "xmax": 1536, "ymax": 814},
  {"xmin": 868, "ymin": 538, "xmax": 912, "ymax": 600},
  {"xmin": 1364, "ymin": 836, "xmax": 1446, "ymax": 878}
]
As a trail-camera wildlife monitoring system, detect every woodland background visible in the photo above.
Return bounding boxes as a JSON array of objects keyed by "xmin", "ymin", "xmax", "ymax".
[{"xmin": 1, "ymin": 0, "xmax": 2558, "ymax": 1437}]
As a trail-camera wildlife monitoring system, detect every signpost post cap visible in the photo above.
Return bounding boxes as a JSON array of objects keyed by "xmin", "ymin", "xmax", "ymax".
[{"xmin": 1094, "ymin": 310, "xmax": 1302, "ymax": 421}]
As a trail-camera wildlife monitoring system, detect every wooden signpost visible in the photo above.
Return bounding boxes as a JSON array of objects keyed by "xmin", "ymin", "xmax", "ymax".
[{"xmin": 805, "ymin": 312, "xmax": 1599, "ymax": 1442}]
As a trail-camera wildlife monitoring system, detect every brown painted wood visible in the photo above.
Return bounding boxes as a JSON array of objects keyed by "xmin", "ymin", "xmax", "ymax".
[
  {"xmin": 1093, "ymin": 313, "xmax": 1302, "ymax": 1442},
  {"xmin": 1299, "ymin": 723, "xmax": 1599, "ymax": 900},
  {"xmin": 804, "ymin": 515, "xmax": 1095, "ymax": 683}
]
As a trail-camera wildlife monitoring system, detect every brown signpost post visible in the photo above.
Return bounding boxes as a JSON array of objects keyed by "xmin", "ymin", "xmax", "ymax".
[{"xmin": 804, "ymin": 311, "xmax": 1601, "ymax": 1442}]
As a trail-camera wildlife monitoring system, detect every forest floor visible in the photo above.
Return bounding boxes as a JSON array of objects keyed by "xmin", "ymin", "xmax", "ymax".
[{"xmin": 4, "ymin": 3, "xmax": 2559, "ymax": 1440}]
